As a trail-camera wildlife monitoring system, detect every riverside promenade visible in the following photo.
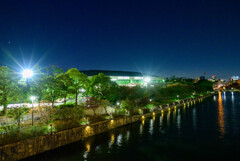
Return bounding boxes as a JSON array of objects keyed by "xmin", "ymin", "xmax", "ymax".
[{"xmin": 0, "ymin": 95, "xmax": 213, "ymax": 161}]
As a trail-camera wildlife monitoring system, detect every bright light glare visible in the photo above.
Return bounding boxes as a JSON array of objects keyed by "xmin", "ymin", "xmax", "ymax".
[
  {"xmin": 30, "ymin": 96, "xmax": 36, "ymax": 101},
  {"xmin": 80, "ymin": 88, "xmax": 86, "ymax": 92},
  {"xmin": 144, "ymin": 77, "xmax": 151, "ymax": 83},
  {"xmin": 22, "ymin": 69, "xmax": 33, "ymax": 78}
]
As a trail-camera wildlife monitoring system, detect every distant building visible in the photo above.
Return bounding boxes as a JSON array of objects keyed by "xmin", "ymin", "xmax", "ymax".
[
  {"xmin": 196, "ymin": 76, "xmax": 205, "ymax": 81},
  {"xmin": 230, "ymin": 76, "xmax": 239, "ymax": 81},
  {"xmin": 80, "ymin": 70, "xmax": 164, "ymax": 86},
  {"xmin": 212, "ymin": 75, "xmax": 216, "ymax": 80}
]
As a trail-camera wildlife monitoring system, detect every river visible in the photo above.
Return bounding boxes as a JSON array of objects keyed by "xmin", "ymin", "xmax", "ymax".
[{"xmin": 23, "ymin": 92, "xmax": 240, "ymax": 161}]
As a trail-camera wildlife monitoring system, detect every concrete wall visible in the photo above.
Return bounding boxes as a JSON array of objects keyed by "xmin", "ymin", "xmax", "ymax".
[{"xmin": 0, "ymin": 96, "xmax": 208, "ymax": 161}]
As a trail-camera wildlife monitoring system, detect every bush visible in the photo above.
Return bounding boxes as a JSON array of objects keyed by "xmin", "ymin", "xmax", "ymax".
[
  {"xmin": 113, "ymin": 108, "xmax": 128, "ymax": 116},
  {"xmin": 53, "ymin": 106, "xmax": 84, "ymax": 121},
  {"xmin": 57, "ymin": 102, "xmax": 75, "ymax": 108},
  {"xmin": 142, "ymin": 108, "xmax": 150, "ymax": 114},
  {"xmin": 87, "ymin": 115, "xmax": 106, "ymax": 123},
  {"xmin": 129, "ymin": 109, "xmax": 141, "ymax": 115},
  {"xmin": 0, "ymin": 124, "xmax": 49, "ymax": 146},
  {"xmin": 53, "ymin": 120, "xmax": 80, "ymax": 131}
]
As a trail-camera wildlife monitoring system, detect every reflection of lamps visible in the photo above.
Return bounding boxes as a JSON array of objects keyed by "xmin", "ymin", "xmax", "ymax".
[{"xmin": 30, "ymin": 96, "xmax": 36, "ymax": 126}]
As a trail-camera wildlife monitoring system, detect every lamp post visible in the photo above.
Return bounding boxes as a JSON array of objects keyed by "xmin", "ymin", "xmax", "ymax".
[
  {"xmin": 30, "ymin": 96, "xmax": 36, "ymax": 126},
  {"xmin": 79, "ymin": 88, "xmax": 86, "ymax": 103},
  {"xmin": 22, "ymin": 69, "xmax": 34, "ymax": 89},
  {"xmin": 22, "ymin": 69, "xmax": 33, "ymax": 79},
  {"xmin": 144, "ymin": 77, "xmax": 151, "ymax": 87}
]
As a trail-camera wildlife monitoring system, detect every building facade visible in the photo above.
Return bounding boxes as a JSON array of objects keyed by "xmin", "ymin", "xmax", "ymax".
[{"xmin": 80, "ymin": 70, "xmax": 164, "ymax": 86}]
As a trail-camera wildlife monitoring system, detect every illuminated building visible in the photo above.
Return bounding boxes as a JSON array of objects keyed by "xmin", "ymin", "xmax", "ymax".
[{"xmin": 80, "ymin": 70, "xmax": 164, "ymax": 86}]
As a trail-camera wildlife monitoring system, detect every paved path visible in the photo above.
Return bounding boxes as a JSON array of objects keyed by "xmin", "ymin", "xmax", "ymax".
[{"xmin": 0, "ymin": 103, "xmax": 63, "ymax": 110}]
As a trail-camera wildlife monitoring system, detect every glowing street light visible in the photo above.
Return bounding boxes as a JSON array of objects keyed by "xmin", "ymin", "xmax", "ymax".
[
  {"xmin": 22, "ymin": 69, "xmax": 34, "ymax": 78},
  {"xmin": 30, "ymin": 96, "xmax": 36, "ymax": 126},
  {"xmin": 79, "ymin": 88, "xmax": 86, "ymax": 92},
  {"xmin": 144, "ymin": 77, "xmax": 151, "ymax": 83}
]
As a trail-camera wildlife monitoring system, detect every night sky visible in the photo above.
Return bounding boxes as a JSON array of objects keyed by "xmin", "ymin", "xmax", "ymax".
[{"xmin": 0, "ymin": 0, "xmax": 240, "ymax": 79}]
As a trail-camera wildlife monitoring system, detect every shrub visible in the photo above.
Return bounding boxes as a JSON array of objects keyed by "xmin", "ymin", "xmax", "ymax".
[
  {"xmin": 0, "ymin": 124, "xmax": 49, "ymax": 146},
  {"xmin": 57, "ymin": 102, "xmax": 75, "ymax": 108},
  {"xmin": 53, "ymin": 120, "xmax": 80, "ymax": 132},
  {"xmin": 7, "ymin": 106, "xmax": 29, "ymax": 127}
]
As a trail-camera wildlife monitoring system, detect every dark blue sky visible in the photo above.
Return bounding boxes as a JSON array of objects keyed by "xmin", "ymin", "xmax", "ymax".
[{"xmin": 0, "ymin": 0, "xmax": 239, "ymax": 79}]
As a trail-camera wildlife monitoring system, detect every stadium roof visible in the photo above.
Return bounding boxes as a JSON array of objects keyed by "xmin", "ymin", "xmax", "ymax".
[{"xmin": 80, "ymin": 70, "xmax": 157, "ymax": 77}]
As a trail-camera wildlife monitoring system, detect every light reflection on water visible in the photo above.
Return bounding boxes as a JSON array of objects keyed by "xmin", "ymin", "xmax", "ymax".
[
  {"xmin": 231, "ymin": 92, "xmax": 234, "ymax": 103},
  {"xmin": 116, "ymin": 134, "xmax": 122, "ymax": 146},
  {"xmin": 24, "ymin": 92, "xmax": 240, "ymax": 161},
  {"xmin": 149, "ymin": 119, "xmax": 153, "ymax": 135},
  {"xmin": 193, "ymin": 107, "xmax": 196, "ymax": 132},
  {"xmin": 218, "ymin": 92, "xmax": 225, "ymax": 138},
  {"xmin": 167, "ymin": 111, "xmax": 170, "ymax": 126}
]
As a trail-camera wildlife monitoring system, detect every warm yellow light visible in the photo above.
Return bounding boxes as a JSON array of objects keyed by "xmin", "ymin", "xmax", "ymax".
[
  {"xmin": 161, "ymin": 110, "xmax": 164, "ymax": 113},
  {"xmin": 142, "ymin": 116, "xmax": 145, "ymax": 119},
  {"xmin": 85, "ymin": 126, "xmax": 90, "ymax": 131},
  {"xmin": 168, "ymin": 108, "xmax": 170, "ymax": 111},
  {"xmin": 86, "ymin": 143, "xmax": 91, "ymax": 152},
  {"xmin": 153, "ymin": 112, "xmax": 155, "ymax": 116}
]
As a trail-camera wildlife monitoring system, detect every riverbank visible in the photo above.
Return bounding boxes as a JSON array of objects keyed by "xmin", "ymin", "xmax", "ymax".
[{"xmin": 0, "ymin": 94, "xmax": 215, "ymax": 161}]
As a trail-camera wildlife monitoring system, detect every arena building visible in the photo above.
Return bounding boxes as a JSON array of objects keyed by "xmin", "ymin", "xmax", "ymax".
[{"xmin": 80, "ymin": 70, "xmax": 164, "ymax": 86}]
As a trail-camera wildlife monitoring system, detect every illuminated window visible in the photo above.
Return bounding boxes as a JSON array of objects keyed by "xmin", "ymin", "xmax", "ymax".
[
  {"xmin": 118, "ymin": 77, "xmax": 130, "ymax": 79},
  {"xmin": 134, "ymin": 77, "xmax": 143, "ymax": 79}
]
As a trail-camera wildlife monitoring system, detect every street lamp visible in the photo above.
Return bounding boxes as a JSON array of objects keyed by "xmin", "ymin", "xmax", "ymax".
[
  {"xmin": 144, "ymin": 77, "xmax": 151, "ymax": 87},
  {"xmin": 144, "ymin": 77, "xmax": 150, "ymax": 83},
  {"xmin": 79, "ymin": 88, "xmax": 86, "ymax": 103},
  {"xmin": 30, "ymin": 96, "xmax": 36, "ymax": 126},
  {"xmin": 22, "ymin": 69, "xmax": 33, "ymax": 79}
]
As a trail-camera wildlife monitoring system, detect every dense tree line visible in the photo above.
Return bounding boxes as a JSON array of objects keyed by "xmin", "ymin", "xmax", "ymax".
[{"xmin": 0, "ymin": 66, "xmax": 214, "ymax": 115}]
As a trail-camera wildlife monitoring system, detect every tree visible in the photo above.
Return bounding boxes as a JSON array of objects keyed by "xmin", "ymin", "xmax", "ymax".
[
  {"xmin": 87, "ymin": 73, "xmax": 112, "ymax": 101},
  {"xmin": 101, "ymin": 100, "xmax": 110, "ymax": 115},
  {"xmin": 126, "ymin": 86, "xmax": 150, "ymax": 108},
  {"xmin": 56, "ymin": 73, "xmax": 73, "ymax": 104},
  {"xmin": 7, "ymin": 106, "xmax": 29, "ymax": 127},
  {"xmin": 30, "ymin": 72, "xmax": 46, "ymax": 107},
  {"xmin": 85, "ymin": 97, "xmax": 101, "ymax": 116},
  {"xmin": 42, "ymin": 76, "xmax": 63, "ymax": 107},
  {"xmin": 0, "ymin": 66, "xmax": 21, "ymax": 114},
  {"xmin": 66, "ymin": 68, "xmax": 88, "ymax": 106},
  {"xmin": 195, "ymin": 80, "xmax": 213, "ymax": 94},
  {"xmin": 45, "ymin": 65, "xmax": 64, "ymax": 77}
]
